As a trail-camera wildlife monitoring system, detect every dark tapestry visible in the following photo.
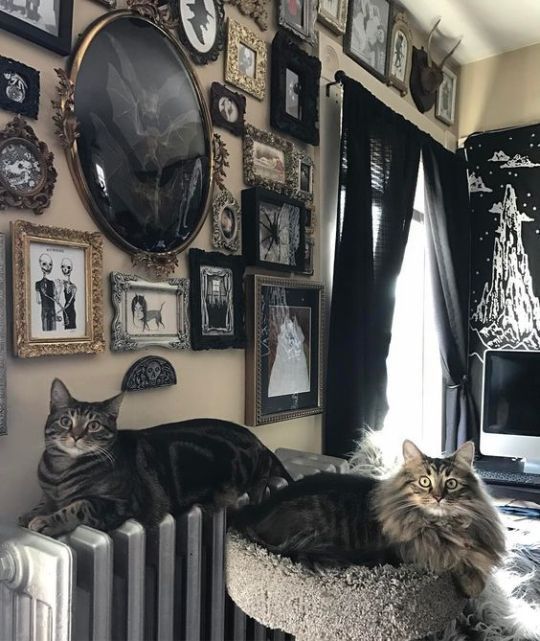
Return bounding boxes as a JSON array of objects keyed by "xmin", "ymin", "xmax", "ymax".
[{"xmin": 466, "ymin": 124, "xmax": 540, "ymax": 402}]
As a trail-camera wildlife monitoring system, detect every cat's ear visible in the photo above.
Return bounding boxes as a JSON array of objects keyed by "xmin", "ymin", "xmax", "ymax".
[
  {"xmin": 403, "ymin": 439, "xmax": 424, "ymax": 462},
  {"xmin": 50, "ymin": 378, "xmax": 73, "ymax": 411},
  {"xmin": 103, "ymin": 393, "xmax": 124, "ymax": 419},
  {"xmin": 454, "ymin": 441, "xmax": 475, "ymax": 468}
]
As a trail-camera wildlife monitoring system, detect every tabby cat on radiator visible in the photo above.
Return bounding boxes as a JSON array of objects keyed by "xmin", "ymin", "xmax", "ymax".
[
  {"xmin": 233, "ymin": 440, "xmax": 505, "ymax": 597},
  {"xmin": 19, "ymin": 379, "xmax": 291, "ymax": 537}
]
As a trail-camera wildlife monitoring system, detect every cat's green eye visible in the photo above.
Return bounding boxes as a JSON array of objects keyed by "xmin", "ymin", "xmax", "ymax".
[
  {"xmin": 87, "ymin": 421, "xmax": 101, "ymax": 432},
  {"xmin": 59, "ymin": 416, "xmax": 72, "ymax": 428},
  {"xmin": 446, "ymin": 478, "xmax": 458, "ymax": 490},
  {"xmin": 419, "ymin": 476, "xmax": 431, "ymax": 488}
]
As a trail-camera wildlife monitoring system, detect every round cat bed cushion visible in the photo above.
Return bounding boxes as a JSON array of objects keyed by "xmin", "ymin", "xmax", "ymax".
[{"xmin": 226, "ymin": 532, "xmax": 466, "ymax": 641}]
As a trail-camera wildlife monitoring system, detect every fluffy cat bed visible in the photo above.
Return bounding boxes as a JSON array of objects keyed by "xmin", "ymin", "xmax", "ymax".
[{"xmin": 226, "ymin": 531, "xmax": 466, "ymax": 641}]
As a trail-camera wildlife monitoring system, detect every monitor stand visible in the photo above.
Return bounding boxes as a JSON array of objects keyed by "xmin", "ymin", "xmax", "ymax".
[{"xmin": 523, "ymin": 459, "xmax": 540, "ymax": 475}]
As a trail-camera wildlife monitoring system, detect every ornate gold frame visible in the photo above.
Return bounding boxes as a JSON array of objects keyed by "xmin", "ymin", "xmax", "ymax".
[
  {"xmin": 11, "ymin": 220, "xmax": 105, "ymax": 358},
  {"xmin": 53, "ymin": 3, "xmax": 213, "ymax": 277},
  {"xmin": 243, "ymin": 123, "xmax": 296, "ymax": 194},
  {"xmin": 387, "ymin": 12, "xmax": 413, "ymax": 97},
  {"xmin": 317, "ymin": 0, "xmax": 349, "ymax": 34},
  {"xmin": 225, "ymin": 0, "xmax": 269, "ymax": 30},
  {"xmin": 245, "ymin": 274, "xmax": 325, "ymax": 426},
  {"xmin": 225, "ymin": 19, "xmax": 267, "ymax": 101},
  {"xmin": 0, "ymin": 116, "xmax": 57, "ymax": 216}
]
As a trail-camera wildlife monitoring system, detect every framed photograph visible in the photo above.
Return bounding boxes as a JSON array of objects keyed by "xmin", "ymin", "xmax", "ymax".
[
  {"xmin": 245, "ymin": 274, "xmax": 324, "ymax": 426},
  {"xmin": 302, "ymin": 235, "xmax": 314, "ymax": 276},
  {"xmin": 11, "ymin": 220, "xmax": 104, "ymax": 358},
  {"xmin": 270, "ymin": 31, "xmax": 321, "ymax": 146},
  {"xmin": 242, "ymin": 186, "xmax": 306, "ymax": 273},
  {"xmin": 293, "ymin": 150, "xmax": 314, "ymax": 204},
  {"xmin": 0, "ymin": 55, "xmax": 40, "ymax": 119},
  {"xmin": 212, "ymin": 188, "xmax": 241, "ymax": 253},
  {"xmin": 110, "ymin": 272, "xmax": 190, "ymax": 351},
  {"xmin": 225, "ymin": 19, "xmax": 267, "ymax": 101},
  {"xmin": 0, "ymin": 116, "xmax": 56, "ymax": 215},
  {"xmin": 172, "ymin": 0, "xmax": 225, "ymax": 65},
  {"xmin": 210, "ymin": 82, "xmax": 246, "ymax": 136},
  {"xmin": 0, "ymin": 0, "xmax": 73, "ymax": 56},
  {"xmin": 387, "ymin": 12, "xmax": 412, "ymax": 96},
  {"xmin": 344, "ymin": 0, "xmax": 392, "ymax": 81},
  {"xmin": 436, "ymin": 67, "xmax": 457, "ymax": 126},
  {"xmin": 189, "ymin": 248, "xmax": 245, "ymax": 350},
  {"xmin": 278, "ymin": 0, "xmax": 316, "ymax": 45},
  {"xmin": 318, "ymin": 0, "xmax": 349, "ymax": 34},
  {"xmin": 243, "ymin": 123, "xmax": 296, "ymax": 194},
  {"xmin": 0, "ymin": 234, "xmax": 6, "ymax": 435}
]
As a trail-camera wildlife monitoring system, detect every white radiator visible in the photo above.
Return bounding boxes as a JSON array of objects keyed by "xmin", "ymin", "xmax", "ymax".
[{"xmin": 0, "ymin": 506, "xmax": 293, "ymax": 641}]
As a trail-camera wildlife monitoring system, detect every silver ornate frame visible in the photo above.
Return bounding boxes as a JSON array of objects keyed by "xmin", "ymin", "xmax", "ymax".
[
  {"xmin": 278, "ymin": 0, "xmax": 317, "ymax": 45},
  {"xmin": 317, "ymin": 0, "xmax": 349, "ymax": 34},
  {"xmin": 110, "ymin": 271, "xmax": 191, "ymax": 351},
  {"xmin": 0, "ymin": 234, "xmax": 6, "ymax": 435},
  {"xmin": 293, "ymin": 150, "xmax": 315, "ymax": 204},
  {"xmin": 212, "ymin": 188, "xmax": 241, "ymax": 253}
]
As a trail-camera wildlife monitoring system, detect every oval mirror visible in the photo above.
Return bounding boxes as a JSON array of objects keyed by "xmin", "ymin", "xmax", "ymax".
[{"xmin": 63, "ymin": 11, "xmax": 213, "ymax": 269}]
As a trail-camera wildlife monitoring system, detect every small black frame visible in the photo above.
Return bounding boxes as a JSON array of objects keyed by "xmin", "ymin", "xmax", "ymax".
[
  {"xmin": 189, "ymin": 248, "xmax": 246, "ymax": 350},
  {"xmin": 0, "ymin": 0, "xmax": 73, "ymax": 56},
  {"xmin": 242, "ymin": 186, "xmax": 306, "ymax": 273},
  {"xmin": 0, "ymin": 55, "xmax": 40, "ymax": 119},
  {"xmin": 171, "ymin": 0, "xmax": 226, "ymax": 65},
  {"xmin": 210, "ymin": 82, "xmax": 246, "ymax": 136},
  {"xmin": 271, "ymin": 30, "xmax": 321, "ymax": 146}
]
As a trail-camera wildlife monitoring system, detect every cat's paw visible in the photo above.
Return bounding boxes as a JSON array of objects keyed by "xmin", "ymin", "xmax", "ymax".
[
  {"xmin": 454, "ymin": 570, "xmax": 485, "ymax": 598},
  {"xmin": 27, "ymin": 516, "xmax": 56, "ymax": 536},
  {"xmin": 18, "ymin": 512, "xmax": 35, "ymax": 527}
]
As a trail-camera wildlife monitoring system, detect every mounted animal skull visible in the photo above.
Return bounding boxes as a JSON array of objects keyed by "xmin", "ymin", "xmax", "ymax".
[{"xmin": 410, "ymin": 19, "xmax": 462, "ymax": 114}]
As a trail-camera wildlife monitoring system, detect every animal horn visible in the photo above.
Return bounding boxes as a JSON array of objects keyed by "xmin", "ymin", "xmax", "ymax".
[
  {"xmin": 426, "ymin": 17, "xmax": 441, "ymax": 67},
  {"xmin": 438, "ymin": 36, "xmax": 463, "ymax": 69}
]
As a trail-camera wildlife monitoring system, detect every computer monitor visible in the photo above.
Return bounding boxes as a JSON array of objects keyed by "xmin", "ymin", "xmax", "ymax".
[{"xmin": 481, "ymin": 349, "xmax": 540, "ymax": 473}]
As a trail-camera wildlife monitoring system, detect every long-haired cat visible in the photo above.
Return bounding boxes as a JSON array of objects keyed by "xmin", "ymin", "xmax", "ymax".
[
  {"xmin": 19, "ymin": 379, "xmax": 291, "ymax": 537},
  {"xmin": 233, "ymin": 440, "xmax": 505, "ymax": 597}
]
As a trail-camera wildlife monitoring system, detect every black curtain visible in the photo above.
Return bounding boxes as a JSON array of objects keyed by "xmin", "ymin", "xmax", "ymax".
[
  {"xmin": 422, "ymin": 142, "xmax": 476, "ymax": 452},
  {"xmin": 324, "ymin": 78, "xmax": 423, "ymax": 458}
]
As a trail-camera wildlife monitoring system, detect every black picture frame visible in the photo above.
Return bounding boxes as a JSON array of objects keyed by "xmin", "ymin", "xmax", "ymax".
[
  {"xmin": 245, "ymin": 274, "xmax": 324, "ymax": 426},
  {"xmin": 189, "ymin": 248, "xmax": 246, "ymax": 350},
  {"xmin": 0, "ymin": 0, "xmax": 73, "ymax": 56},
  {"xmin": 171, "ymin": 0, "xmax": 226, "ymax": 65},
  {"xmin": 270, "ymin": 31, "xmax": 321, "ymax": 146},
  {"xmin": 242, "ymin": 186, "xmax": 306, "ymax": 273},
  {"xmin": 344, "ymin": 0, "xmax": 392, "ymax": 82},
  {"xmin": 0, "ymin": 55, "xmax": 40, "ymax": 119},
  {"xmin": 210, "ymin": 82, "xmax": 246, "ymax": 136}
]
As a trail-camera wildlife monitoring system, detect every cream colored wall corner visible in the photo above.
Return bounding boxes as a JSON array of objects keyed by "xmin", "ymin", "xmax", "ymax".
[
  {"xmin": 0, "ymin": 1, "xmax": 321, "ymax": 522},
  {"xmin": 458, "ymin": 42, "xmax": 540, "ymax": 141}
]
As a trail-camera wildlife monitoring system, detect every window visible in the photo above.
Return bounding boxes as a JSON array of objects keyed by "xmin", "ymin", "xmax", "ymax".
[{"xmin": 382, "ymin": 163, "xmax": 443, "ymax": 456}]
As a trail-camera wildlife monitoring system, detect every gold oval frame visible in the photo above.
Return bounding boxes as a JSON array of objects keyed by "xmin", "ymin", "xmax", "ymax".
[{"xmin": 61, "ymin": 10, "xmax": 214, "ymax": 275}]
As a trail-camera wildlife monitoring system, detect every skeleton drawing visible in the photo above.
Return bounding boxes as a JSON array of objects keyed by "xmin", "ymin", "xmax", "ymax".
[
  {"xmin": 3, "ymin": 72, "xmax": 27, "ymax": 104},
  {"xmin": 35, "ymin": 253, "xmax": 58, "ymax": 331}
]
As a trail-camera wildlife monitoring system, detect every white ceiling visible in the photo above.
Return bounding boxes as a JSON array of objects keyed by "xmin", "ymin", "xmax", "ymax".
[{"xmin": 398, "ymin": 0, "xmax": 540, "ymax": 65}]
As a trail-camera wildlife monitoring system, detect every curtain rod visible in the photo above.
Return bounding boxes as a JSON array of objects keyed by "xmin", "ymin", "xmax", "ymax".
[{"xmin": 325, "ymin": 70, "xmax": 347, "ymax": 97}]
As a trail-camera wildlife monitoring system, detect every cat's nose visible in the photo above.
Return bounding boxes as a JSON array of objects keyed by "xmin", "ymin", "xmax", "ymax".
[{"xmin": 432, "ymin": 495, "xmax": 443, "ymax": 502}]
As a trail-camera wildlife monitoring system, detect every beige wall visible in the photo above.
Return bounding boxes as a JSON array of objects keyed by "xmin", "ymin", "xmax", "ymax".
[
  {"xmin": 459, "ymin": 41, "xmax": 540, "ymax": 140},
  {"xmin": 0, "ymin": 1, "xmax": 458, "ymax": 521}
]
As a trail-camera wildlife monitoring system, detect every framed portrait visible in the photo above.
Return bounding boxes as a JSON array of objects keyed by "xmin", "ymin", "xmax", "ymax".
[
  {"xmin": 243, "ymin": 123, "xmax": 296, "ymax": 195},
  {"xmin": 242, "ymin": 186, "xmax": 306, "ymax": 273},
  {"xmin": 387, "ymin": 12, "xmax": 412, "ymax": 96},
  {"xmin": 172, "ymin": 0, "xmax": 225, "ymax": 65},
  {"xmin": 0, "ymin": 234, "xmax": 6, "ymax": 435},
  {"xmin": 212, "ymin": 188, "xmax": 241, "ymax": 253},
  {"xmin": 293, "ymin": 150, "xmax": 314, "ymax": 204},
  {"xmin": 436, "ymin": 67, "xmax": 457, "ymax": 126},
  {"xmin": 318, "ymin": 0, "xmax": 349, "ymax": 34},
  {"xmin": 110, "ymin": 272, "xmax": 190, "ymax": 352},
  {"xmin": 270, "ymin": 31, "xmax": 321, "ymax": 146},
  {"xmin": 278, "ymin": 0, "xmax": 316, "ymax": 45},
  {"xmin": 11, "ymin": 220, "xmax": 104, "ymax": 358},
  {"xmin": 0, "ymin": 0, "xmax": 73, "ymax": 55},
  {"xmin": 189, "ymin": 248, "xmax": 245, "ymax": 350},
  {"xmin": 225, "ymin": 19, "xmax": 267, "ymax": 101},
  {"xmin": 0, "ymin": 56, "xmax": 40, "ymax": 119},
  {"xmin": 344, "ymin": 0, "xmax": 392, "ymax": 82},
  {"xmin": 245, "ymin": 274, "xmax": 324, "ymax": 426},
  {"xmin": 210, "ymin": 82, "xmax": 246, "ymax": 136},
  {"xmin": 0, "ymin": 116, "xmax": 56, "ymax": 215},
  {"xmin": 301, "ymin": 235, "xmax": 314, "ymax": 276}
]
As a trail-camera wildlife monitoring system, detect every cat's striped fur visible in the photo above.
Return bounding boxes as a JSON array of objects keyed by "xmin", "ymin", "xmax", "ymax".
[
  {"xmin": 19, "ymin": 379, "xmax": 291, "ymax": 537},
  {"xmin": 234, "ymin": 440, "xmax": 505, "ymax": 597}
]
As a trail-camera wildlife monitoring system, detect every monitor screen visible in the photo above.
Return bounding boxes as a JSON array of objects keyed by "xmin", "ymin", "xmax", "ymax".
[{"xmin": 483, "ymin": 350, "xmax": 540, "ymax": 438}]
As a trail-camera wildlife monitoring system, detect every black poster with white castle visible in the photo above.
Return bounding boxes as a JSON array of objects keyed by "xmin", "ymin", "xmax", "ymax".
[{"xmin": 466, "ymin": 124, "xmax": 540, "ymax": 406}]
